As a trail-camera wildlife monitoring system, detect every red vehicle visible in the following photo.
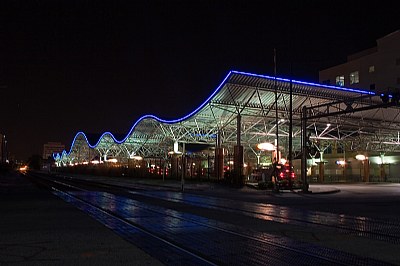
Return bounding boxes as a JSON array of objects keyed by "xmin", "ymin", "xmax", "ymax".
[{"xmin": 272, "ymin": 163, "xmax": 302, "ymax": 190}]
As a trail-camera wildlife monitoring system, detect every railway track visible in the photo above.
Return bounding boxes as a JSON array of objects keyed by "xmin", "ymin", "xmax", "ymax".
[{"xmin": 23, "ymin": 172, "xmax": 398, "ymax": 265}]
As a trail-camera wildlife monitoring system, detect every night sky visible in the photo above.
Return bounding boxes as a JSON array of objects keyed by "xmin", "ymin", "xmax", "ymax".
[{"xmin": 1, "ymin": 1, "xmax": 399, "ymax": 161}]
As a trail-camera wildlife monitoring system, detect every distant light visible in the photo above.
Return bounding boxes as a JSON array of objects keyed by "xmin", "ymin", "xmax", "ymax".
[
  {"xmin": 82, "ymin": 161, "xmax": 89, "ymax": 165},
  {"xmin": 257, "ymin": 142, "xmax": 275, "ymax": 151},
  {"xmin": 168, "ymin": 151, "xmax": 182, "ymax": 155},
  {"xmin": 131, "ymin": 155, "xmax": 143, "ymax": 160},
  {"xmin": 327, "ymin": 123, "xmax": 331, "ymax": 127},
  {"xmin": 336, "ymin": 160, "xmax": 345, "ymax": 165},
  {"xmin": 91, "ymin": 160, "xmax": 100, "ymax": 164},
  {"xmin": 107, "ymin": 158, "xmax": 118, "ymax": 163},
  {"xmin": 355, "ymin": 154, "xmax": 366, "ymax": 161},
  {"xmin": 280, "ymin": 158, "xmax": 287, "ymax": 165},
  {"xmin": 19, "ymin": 165, "xmax": 28, "ymax": 171},
  {"xmin": 174, "ymin": 142, "xmax": 179, "ymax": 153}
]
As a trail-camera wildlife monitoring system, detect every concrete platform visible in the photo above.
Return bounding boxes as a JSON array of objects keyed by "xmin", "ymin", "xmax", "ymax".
[
  {"xmin": 0, "ymin": 171, "xmax": 163, "ymax": 265},
  {"xmin": 244, "ymin": 182, "xmax": 341, "ymax": 194}
]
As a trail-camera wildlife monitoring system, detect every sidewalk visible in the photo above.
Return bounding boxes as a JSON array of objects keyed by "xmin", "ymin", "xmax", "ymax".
[{"xmin": 0, "ymin": 171, "xmax": 163, "ymax": 266}]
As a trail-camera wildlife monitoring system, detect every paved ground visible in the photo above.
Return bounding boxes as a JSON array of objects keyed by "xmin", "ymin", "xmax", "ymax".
[
  {"xmin": 1, "ymin": 170, "xmax": 400, "ymax": 265},
  {"xmin": 0, "ymin": 171, "xmax": 163, "ymax": 266}
]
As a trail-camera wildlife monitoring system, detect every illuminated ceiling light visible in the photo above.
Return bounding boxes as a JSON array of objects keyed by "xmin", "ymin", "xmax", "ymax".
[
  {"xmin": 107, "ymin": 158, "xmax": 118, "ymax": 163},
  {"xmin": 174, "ymin": 142, "xmax": 179, "ymax": 153},
  {"xmin": 327, "ymin": 123, "xmax": 331, "ymax": 127},
  {"xmin": 355, "ymin": 154, "xmax": 366, "ymax": 161},
  {"xmin": 257, "ymin": 142, "xmax": 276, "ymax": 151},
  {"xmin": 168, "ymin": 150, "xmax": 182, "ymax": 155},
  {"xmin": 131, "ymin": 155, "xmax": 143, "ymax": 160}
]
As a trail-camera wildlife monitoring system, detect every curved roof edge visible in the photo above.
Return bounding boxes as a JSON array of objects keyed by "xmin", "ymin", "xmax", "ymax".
[
  {"xmin": 54, "ymin": 70, "xmax": 375, "ymax": 160},
  {"xmin": 53, "ymin": 70, "xmax": 234, "ymax": 159}
]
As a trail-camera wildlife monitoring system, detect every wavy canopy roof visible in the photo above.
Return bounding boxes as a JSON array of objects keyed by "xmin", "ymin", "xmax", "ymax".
[{"xmin": 54, "ymin": 70, "xmax": 400, "ymax": 162}]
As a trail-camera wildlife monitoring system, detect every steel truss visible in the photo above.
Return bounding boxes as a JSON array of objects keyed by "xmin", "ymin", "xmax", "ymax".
[{"xmin": 54, "ymin": 71, "xmax": 400, "ymax": 171}]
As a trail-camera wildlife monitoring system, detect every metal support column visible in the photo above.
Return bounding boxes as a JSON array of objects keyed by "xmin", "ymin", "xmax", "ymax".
[
  {"xmin": 301, "ymin": 106, "xmax": 309, "ymax": 192},
  {"xmin": 288, "ymin": 79, "xmax": 293, "ymax": 189},
  {"xmin": 234, "ymin": 114, "xmax": 243, "ymax": 186},
  {"xmin": 181, "ymin": 143, "xmax": 185, "ymax": 192}
]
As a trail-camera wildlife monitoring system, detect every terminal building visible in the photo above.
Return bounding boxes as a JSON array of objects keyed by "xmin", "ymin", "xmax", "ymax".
[
  {"xmin": 54, "ymin": 31, "xmax": 400, "ymax": 185},
  {"xmin": 43, "ymin": 142, "xmax": 65, "ymax": 160},
  {"xmin": 319, "ymin": 30, "xmax": 400, "ymax": 93},
  {"xmin": 0, "ymin": 133, "xmax": 6, "ymax": 164}
]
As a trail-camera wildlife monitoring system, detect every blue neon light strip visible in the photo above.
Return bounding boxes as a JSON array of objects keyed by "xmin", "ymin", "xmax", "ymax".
[
  {"xmin": 231, "ymin": 70, "xmax": 376, "ymax": 95},
  {"xmin": 54, "ymin": 70, "xmax": 376, "ymax": 160},
  {"xmin": 54, "ymin": 71, "xmax": 234, "ymax": 159}
]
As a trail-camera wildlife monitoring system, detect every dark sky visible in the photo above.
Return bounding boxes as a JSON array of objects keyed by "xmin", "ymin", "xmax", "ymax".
[{"xmin": 1, "ymin": 0, "xmax": 399, "ymax": 161}]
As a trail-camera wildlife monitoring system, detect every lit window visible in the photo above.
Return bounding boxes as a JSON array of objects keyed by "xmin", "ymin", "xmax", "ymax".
[
  {"xmin": 335, "ymin": 75, "xmax": 345, "ymax": 86},
  {"xmin": 349, "ymin": 71, "xmax": 359, "ymax": 85},
  {"xmin": 369, "ymin": 65, "xmax": 375, "ymax": 73}
]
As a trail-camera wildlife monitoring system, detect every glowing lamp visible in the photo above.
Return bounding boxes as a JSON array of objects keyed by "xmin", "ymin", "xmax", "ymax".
[
  {"xmin": 131, "ymin": 155, "xmax": 143, "ymax": 160},
  {"xmin": 355, "ymin": 154, "xmax": 366, "ymax": 161},
  {"xmin": 257, "ymin": 142, "xmax": 275, "ymax": 151}
]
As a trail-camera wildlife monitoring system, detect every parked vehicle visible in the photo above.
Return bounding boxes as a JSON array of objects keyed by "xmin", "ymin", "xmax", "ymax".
[{"xmin": 272, "ymin": 163, "xmax": 302, "ymax": 190}]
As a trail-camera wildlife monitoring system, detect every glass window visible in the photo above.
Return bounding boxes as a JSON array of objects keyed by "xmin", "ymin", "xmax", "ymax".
[
  {"xmin": 370, "ymin": 84, "xmax": 375, "ymax": 90},
  {"xmin": 335, "ymin": 75, "xmax": 345, "ymax": 86},
  {"xmin": 369, "ymin": 65, "xmax": 375, "ymax": 73},
  {"xmin": 350, "ymin": 71, "xmax": 359, "ymax": 85}
]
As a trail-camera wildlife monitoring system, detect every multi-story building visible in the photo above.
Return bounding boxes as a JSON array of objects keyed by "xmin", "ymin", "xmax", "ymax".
[
  {"xmin": 319, "ymin": 30, "xmax": 400, "ymax": 93},
  {"xmin": 43, "ymin": 142, "xmax": 65, "ymax": 160},
  {"xmin": 0, "ymin": 133, "xmax": 4, "ymax": 163}
]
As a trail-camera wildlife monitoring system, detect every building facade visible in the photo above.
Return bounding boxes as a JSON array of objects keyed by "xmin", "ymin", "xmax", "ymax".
[
  {"xmin": 319, "ymin": 30, "xmax": 400, "ymax": 93},
  {"xmin": 43, "ymin": 142, "xmax": 65, "ymax": 160},
  {"xmin": 0, "ymin": 133, "xmax": 4, "ymax": 163}
]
